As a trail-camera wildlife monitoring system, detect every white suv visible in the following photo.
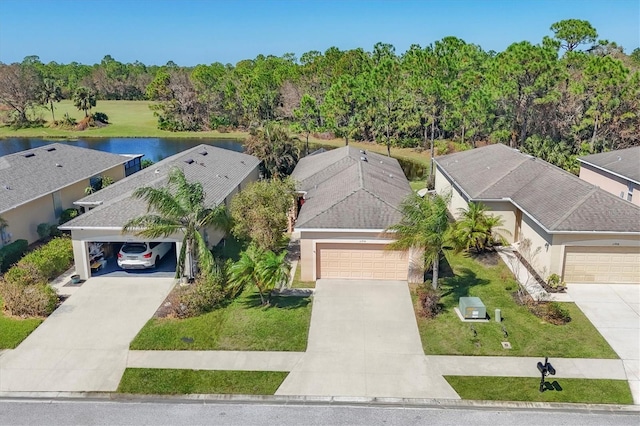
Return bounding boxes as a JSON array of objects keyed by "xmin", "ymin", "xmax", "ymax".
[{"xmin": 117, "ymin": 242, "xmax": 172, "ymax": 269}]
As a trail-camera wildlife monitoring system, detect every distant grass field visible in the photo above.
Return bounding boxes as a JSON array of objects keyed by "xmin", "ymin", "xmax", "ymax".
[{"xmin": 0, "ymin": 100, "xmax": 433, "ymax": 169}]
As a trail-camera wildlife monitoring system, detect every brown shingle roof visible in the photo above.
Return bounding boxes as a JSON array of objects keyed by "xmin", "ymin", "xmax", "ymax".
[{"xmin": 435, "ymin": 144, "xmax": 640, "ymax": 233}]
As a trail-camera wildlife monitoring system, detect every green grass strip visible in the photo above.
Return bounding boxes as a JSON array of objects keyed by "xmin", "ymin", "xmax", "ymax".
[
  {"xmin": 118, "ymin": 368, "xmax": 288, "ymax": 395},
  {"xmin": 445, "ymin": 376, "xmax": 633, "ymax": 405}
]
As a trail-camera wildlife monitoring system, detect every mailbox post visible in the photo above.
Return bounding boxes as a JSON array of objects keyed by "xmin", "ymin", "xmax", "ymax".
[{"xmin": 536, "ymin": 357, "xmax": 556, "ymax": 392}]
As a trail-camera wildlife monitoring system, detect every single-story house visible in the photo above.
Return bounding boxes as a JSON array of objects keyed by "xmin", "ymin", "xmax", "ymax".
[
  {"xmin": 291, "ymin": 146, "xmax": 421, "ymax": 282},
  {"xmin": 0, "ymin": 143, "xmax": 142, "ymax": 245},
  {"xmin": 60, "ymin": 145, "xmax": 260, "ymax": 280},
  {"xmin": 434, "ymin": 143, "xmax": 640, "ymax": 284},
  {"xmin": 578, "ymin": 146, "xmax": 640, "ymax": 206}
]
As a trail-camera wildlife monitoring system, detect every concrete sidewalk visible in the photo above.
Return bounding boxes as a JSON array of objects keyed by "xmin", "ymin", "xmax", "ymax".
[
  {"xmin": 128, "ymin": 350, "xmax": 304, "ymax": 371},
  {"xmin": 429, "ymin": 356, "xmax": 628, "ymax": 379}
]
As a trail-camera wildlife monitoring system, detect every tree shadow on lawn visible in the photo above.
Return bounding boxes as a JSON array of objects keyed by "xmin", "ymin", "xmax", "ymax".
[
  {"xmin": 240, "ymin": 293, "xmax": 311, "ymax": 310},
  {"xmin": 439, "ymin": 267, "xmax": 490, "ymax": 306}
]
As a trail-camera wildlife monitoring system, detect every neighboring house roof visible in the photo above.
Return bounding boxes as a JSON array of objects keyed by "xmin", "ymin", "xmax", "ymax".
[
  {"xmin": 60, "ymin": 145, "xmax": 260, "ymax": 229},
  {"xmin": 578, "ymin": 146, "xmax": 640, "ymax": 185},
  {"xmin": 292, "ymin": 146, "xmax": 411, "ymax": 230},
  {"xmin": 434, "ymin": 143, "xmax": 640, "ymax": 234},
  {"xmin": 0, "ymin": 143, "xmax": 134, "ymax": 214}
]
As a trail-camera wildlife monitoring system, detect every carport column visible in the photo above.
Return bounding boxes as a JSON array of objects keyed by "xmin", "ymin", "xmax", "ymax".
[{"xmin": 72, "ymin": 239, "xmax": 91, "ymax": 280}]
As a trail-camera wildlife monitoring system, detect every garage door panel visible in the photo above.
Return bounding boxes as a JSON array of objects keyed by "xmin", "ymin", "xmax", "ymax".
[
  {"xmin": 317, "ymin": 243, "xmax": 408, "ymax": 281},
  {"xmin": 564, "ymin": 246, "xmax": 640, "ymax": 284}
]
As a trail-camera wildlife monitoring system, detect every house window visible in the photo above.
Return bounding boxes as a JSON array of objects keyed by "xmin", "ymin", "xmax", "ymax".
[
  {"xmin": 124, "ymin": 157, "xmax": 142, "ymax": 177},
  {"xmin": 52, "ymin": 191, "xmax": 63, "ymax": 218},
  {"xmin": 627, "ymin": 185, "xmax": 634, "ymax": 202}
]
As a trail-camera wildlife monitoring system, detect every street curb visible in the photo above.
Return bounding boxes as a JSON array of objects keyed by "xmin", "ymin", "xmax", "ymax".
[{"xmin": 1, "ymin": 392, "xmax": 638, "ymax": 414}]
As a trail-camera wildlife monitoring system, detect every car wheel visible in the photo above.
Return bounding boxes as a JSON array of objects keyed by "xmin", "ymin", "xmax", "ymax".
[{"xmin": 154, "ymin": 256, "xmax": 160, "ymax": 268}]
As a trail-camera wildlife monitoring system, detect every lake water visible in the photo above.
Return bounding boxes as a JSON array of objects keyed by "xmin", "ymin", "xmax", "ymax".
[{"xmin": 0, "ymin": 137, "xmax": 426, "ymax": 180}]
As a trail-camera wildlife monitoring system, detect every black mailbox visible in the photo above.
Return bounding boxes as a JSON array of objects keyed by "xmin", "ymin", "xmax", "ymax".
[
  {"xmin": 537, "ymin": 362, "xmax": 546, "ymax": 374},
  {"xmin": 546, "ymin": 363, "xmax": 556, "ymax": 376}
]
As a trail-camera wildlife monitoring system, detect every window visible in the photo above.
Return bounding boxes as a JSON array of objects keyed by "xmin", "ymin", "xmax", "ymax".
[{"xmin": 627, "ymin": 185, "xmax": 634, "ymax": 202}]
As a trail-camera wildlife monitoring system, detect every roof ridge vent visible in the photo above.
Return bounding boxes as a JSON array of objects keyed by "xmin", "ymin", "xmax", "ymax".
[
  {"xmin": 56, "ymin": 163, "xmax": 62, "ymax": 167},
  {"xmin": 23, "ymin": 152, "xmax": 35, "ymax": 158},
  {"xmin": 184, "ymin": 158, "xmax": 195, "ymax": 164},
  {"xmin": 360, "ymin": 156, "xmax": 368, "ymax": 162},
  {"xmin": 46, "ymin": 147, "xmax": 56, "ymax": 152}
]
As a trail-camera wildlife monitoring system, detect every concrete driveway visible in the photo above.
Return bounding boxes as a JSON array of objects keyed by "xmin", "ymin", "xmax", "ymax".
[
  {"xmin": 0, "ymin": 277, "xmax": 175, "ymax": 392},
  {"xmin": 567, "ymin": 283, "xmax": 640, "ymax": 403},
  {"xmin": 276, "ymin": 279, "xmax": 459, "ymax": 399}
]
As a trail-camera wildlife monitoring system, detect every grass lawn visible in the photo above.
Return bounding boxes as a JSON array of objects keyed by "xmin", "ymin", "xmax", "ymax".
[
  {"xmin": 409, "ymin": 179, "xmax": 427, "ymax": 192},
  {"xmin": 0, "ymin": 100, "xmax": 247, "ymax": 139},
  {"xmin": 118, "ymin": 368, "xmax": 287, "ymax": 395},
  {"xmin": 445, "ymin": 376, "xmax": 633, "ymax": 405},
  {"xmin": 130, "ymin": 288, "xmax": 311, "ymax": 351},
  {"xmin": 0, "ymin": 297, "xmax": 42, "ymax": 349},
  {"xmin": 290, "ymin": 262, "xmax": 315, "ymax": 289},
  {"xmin": 416, "ymin": 251, "xmax": 618, "ymax": 358}
]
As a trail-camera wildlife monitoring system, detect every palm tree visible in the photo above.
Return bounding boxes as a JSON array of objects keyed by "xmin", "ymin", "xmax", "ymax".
[
  {"xmin": 244, "ymin": 122, "xmax": 300, "ymax": 179},
  {"xmin": 122, "ymin": 167, "xmax": 229, "ymax": 280},
  {"xmin": 40, "ymin": 79, "xmax": 62, "ymax": 123},
  {"xmin": 72, "ymin": 86, "xmax": 96, "ymax": 117},
  {"xmin": 229, "ymin": 244, "xmax": 290, "ymax": 305},
  {"xmin": 386, "ymin": 192, "xmax": 451, "ymax": 289},
  {"xmin": 452, "ymin": 202, "xmax": 510, "ymax": 253}
]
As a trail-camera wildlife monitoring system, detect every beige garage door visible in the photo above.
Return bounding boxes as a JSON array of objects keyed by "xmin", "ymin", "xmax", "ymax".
[
  {"xmin": 317, "ymin": 243, "xmax": 408, "ymax": 280},
  {"xmin": 564, "ymin": 246, "xmax": 640, "ymax": 284}
]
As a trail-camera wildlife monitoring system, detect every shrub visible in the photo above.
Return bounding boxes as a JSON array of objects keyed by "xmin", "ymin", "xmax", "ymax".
[
  {"xmin": 0, "ymin": 239, "xmax": 28, "ymax": 272},
  {"xmin": 37, "ymin": 223, "xmax": 51, "ymax": 239},
  {"xmin": 59, "ymin": 208, "xmax": 79, "ymax": 225},
  {"xmin": 0, "ymin": 279, "xmax": 57, "ymax": 317},
  {"xmin": 2, "ymin": 262, "xmax": 47, "ymax": 287},
  {"xmin": 545, "ymin": 302, "xmax": 572, "ymax": 325},
  {"xmin": 91, "ymin": 111, "xmax": 109, "ymax": 123},
  {"xmin": 14, "ymin": 237, "xmax": 73, "ymax": 281},
  {"xmin": 416, "ymin": 286, "xmax": 441, "ymax": 319},
  {"xmin": 166, "ymin": 263, "xmax": 229, "ymax": 318},
  {"xmin": 547, "ymin": 273, "xmax": 565, "ymax": 289}
]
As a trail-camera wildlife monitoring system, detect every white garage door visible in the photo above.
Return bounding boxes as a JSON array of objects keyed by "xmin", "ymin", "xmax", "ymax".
[
  {"xmin": 317, "ymin": 243, "xmax": 408, "ymax": 280},
  {"xmin": 564, "ymin": 246, "xmax": 640, "ymax": 284}
]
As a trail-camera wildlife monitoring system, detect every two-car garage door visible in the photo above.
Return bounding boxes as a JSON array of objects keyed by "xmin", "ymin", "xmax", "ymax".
[
  {"xmin": 564, "ymin": 246, "xmax": 640, "ymax": 284},
  {"xmin": 317, "ymin": 243, "xmax": 408, "ymax": 280}
]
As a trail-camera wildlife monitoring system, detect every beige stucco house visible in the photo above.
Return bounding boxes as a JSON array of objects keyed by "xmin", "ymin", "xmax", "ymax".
[
  {"xmin": 291, "ymin": 146, "xmax": 421, "ymax": 282},
  {"xmin": 578, "ymin": 146, "xmax": 640, "ymax": 207},
  {"xmin": 434, "ymin": 144, "xmax": 640, "ymax": 285},
  {"xmin": 60, "ymin": 145, "xmax": 260, "ymax": 280},
  {"xmin": 0, "ymin": 143, "xmax": 141, "ymax": 246}
]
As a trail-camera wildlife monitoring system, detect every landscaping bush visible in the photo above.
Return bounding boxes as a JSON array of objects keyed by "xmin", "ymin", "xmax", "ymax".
[
  {"xmin": 59, "ymin": 208, "xmax": 79, "ymax": 225},
  {"xmin": 92, "ymin": 111, "xmax": 109, "ymax": 124},
  {"xmin": 0, "ymin": 239, "xmax": 28, "ymax": 272},
  {"xmin": 0, "ymin": 279, "xmax": 57, "ymax": 317},
  {"xmin": 166, "ymin": 264, "xmax": 229, "ymax": 319},
  {"xmin": 416, "ymin": 286, "xmax": 441, "ymax": 319},
  {"xmin": 12, "ymin": 237, "xmax": 73, "ymax": 281},
  {"xmin": 2, "ymin": 263, "xmax": 47, "ymax": 287},
  {"xmin": 36, "ymin": 223, "xmax": 51, "ymax": 239}
]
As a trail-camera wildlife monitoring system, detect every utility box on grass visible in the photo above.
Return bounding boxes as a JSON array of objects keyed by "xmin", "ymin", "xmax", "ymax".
[{"xmin": 459, "ymin": 297, "xmax": 486, "ymax": 319}]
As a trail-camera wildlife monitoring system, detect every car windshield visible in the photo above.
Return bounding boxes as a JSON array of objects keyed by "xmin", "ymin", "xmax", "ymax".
[{"xmin": 121, "ymin": 243, "xmax": 148, "ymax": 254}]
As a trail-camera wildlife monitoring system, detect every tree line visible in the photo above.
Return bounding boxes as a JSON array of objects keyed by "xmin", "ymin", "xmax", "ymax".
[{"xmin": 1, "ymin": 19, "xmax": 639, "ymax": 173}]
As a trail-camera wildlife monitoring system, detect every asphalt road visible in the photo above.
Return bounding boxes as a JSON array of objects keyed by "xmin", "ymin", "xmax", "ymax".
[{"xmin": 0, "ymin": 399, "xmax": 638, "ymax": 426}]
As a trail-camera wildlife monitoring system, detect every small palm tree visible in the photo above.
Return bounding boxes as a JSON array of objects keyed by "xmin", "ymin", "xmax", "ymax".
[
  {"xmin": 452, "ymin": 202, "xmax": 510, "ymax": 253},
  {"xmin": 244, "ymin": 122, "xmax": 300, "ymax": 179},
  {"xmin": 72, "ymin": 86, "xmax": 96, "ymax": 117},
  {"xmin": 386, "ymin": 192, "xmax": 452, "ymax": 289},
  {"xmin": 229, "ymin": 244, "xmax": 290, "ymax": 305},
  {"xmin": 123, "ymin": 167, "xmax": 229, "ymax": 279},
  {"xmin": 40, "ymin": 79, "xmax": 62, "ymax": 123}
]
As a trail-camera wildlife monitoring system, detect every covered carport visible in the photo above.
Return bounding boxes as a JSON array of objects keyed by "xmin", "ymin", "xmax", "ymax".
[{"xmin": 64, "ymin": 228, "xmax": 183, "ymax": 280}]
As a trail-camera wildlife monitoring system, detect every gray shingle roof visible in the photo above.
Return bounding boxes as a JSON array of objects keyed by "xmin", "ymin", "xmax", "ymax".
[
  {"xmin": 578, "ymin": 146, "xmax": 640, "ymax": 184},
  {"xmin": 0, "ymin": 143, "xmax": 133, "ymax": 214},
  {"xmin": 293, "ymin": 146, "xmax": 411, "ymax": 230},
  {"xmin": 435, "ymin": 143, "xmax": 640, "ymax": 233},
  {"xmin": 61, "ymin": 145, "xmax": 260, "ymax": 229}
]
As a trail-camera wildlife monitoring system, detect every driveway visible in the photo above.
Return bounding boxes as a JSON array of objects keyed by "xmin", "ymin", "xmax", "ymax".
[
  {"xmin": 567, "ymin": 284, "xmax": 640, "ymax": 404},
  {"xmin": 276, "ymin": 279, "xmax": 459, "ymax": 399},
  {"xmin": 0, "ymin": 277, "xmax": 175, "ymax": 392}
]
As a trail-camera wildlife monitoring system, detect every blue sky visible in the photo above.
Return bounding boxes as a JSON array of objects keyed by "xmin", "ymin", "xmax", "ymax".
[{"xmin": 1, "ymin": 0, "xmax": 638, "ymax": 66}]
